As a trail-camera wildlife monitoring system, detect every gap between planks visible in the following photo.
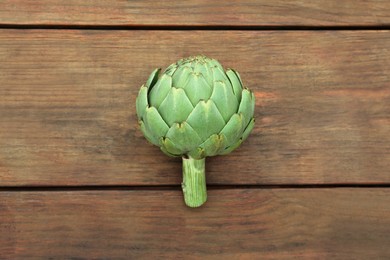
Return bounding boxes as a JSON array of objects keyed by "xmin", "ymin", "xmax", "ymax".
[
  {"xmin": 0, "ymin": 184, "xmax": 389, "ymax": 192},
  {"xmin": 1, "ymin": 24, "xmax": 390, "ymax": 31}
]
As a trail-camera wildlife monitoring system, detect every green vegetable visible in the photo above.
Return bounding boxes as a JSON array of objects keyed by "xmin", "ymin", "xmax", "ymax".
[{"xmin": 136, "ymin": 55, "xmax": 255, "ymax": 207}]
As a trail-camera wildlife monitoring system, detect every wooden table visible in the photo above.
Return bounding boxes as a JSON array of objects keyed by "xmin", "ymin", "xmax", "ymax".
[{"xmin": 1, "ymin": 1, "xmax": 389, "ymax": 259}]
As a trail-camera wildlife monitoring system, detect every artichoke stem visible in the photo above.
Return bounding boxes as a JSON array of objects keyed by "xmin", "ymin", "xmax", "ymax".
[{"xmin": 182, "ymin": 157, "xmax": 207, "ymax": 207}]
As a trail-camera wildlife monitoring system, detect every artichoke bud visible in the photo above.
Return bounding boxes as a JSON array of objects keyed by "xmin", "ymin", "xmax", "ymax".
[{"xmin": 136, "ymin": 55, "xmax": 255, "ymax": 207}]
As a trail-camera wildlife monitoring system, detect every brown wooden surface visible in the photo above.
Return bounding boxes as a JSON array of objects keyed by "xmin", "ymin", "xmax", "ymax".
[
  {"xmin": 0, "ymin": 0, "xmax": 390, "ymax": 27},
  {"xmin": 1, "ymin": 189, "xmax": 389, "ymax": 259},
  {"xmin": 0, "ymin": 30, "xmax": 389, "ymax": 186},
  {"xmin": 1, "ymin": 1, "xmax": 389, "ymax": 259}
]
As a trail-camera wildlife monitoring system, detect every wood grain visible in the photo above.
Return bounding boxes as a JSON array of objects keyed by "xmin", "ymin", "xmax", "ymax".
[
  {"xmin": 0, "ymin": 30, "xmax": 389, "ymax": 186},
  {"xmin": 0, "ymin": 1, "xmax": 389, "ymax": 27},
  {"xmin": 0, "ymin": 189, "xmax": 389, "ymax": 259}
]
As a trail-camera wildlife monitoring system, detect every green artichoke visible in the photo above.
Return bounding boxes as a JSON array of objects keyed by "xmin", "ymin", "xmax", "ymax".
[{"xmin": 136, "ymin": 55, "xmax": 255, "ymax": 207}]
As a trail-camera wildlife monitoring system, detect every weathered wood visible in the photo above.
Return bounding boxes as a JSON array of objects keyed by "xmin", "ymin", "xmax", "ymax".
[
  {"xmin": 0, "ymin": 30, "xmax": 389, "ymax": 186},
  {"xmin": 0, "ymin": 189, "xmax": 389, "ymax": 258},
  {"xmin": 0, "ymin": 1, "xmax": 389, "ymax": 27}
]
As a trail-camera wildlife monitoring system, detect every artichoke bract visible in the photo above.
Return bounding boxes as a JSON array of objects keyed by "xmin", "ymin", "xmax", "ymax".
[{"xmin": 136, "ymin": 55, "xmax": 255, "ymax": 207}]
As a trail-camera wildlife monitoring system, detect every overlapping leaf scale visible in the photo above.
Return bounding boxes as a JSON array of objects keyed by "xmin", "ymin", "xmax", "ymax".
[
  {"xmin": 242, "ymin": 118, "xmax": 255, "ymax": 142},
  {"xmin": 163, "ymin": 63, "xmax": 178, "ymax": 76},
  {"xmin": 172, "ymin": 65, "xmax": 192, "ymax": 89},
  {"xmin": 182, "ymin": 73, "xmax": 213, "ymax": 106},
  {"xmin": 193, "ymin": 61, "xmax": 212, "ymax": 86},
  {"xmin": 142, "ymin": 106, "xmax": 169, "ymax": 146},
  {"xmin": 238, "ymin": 89, "xmax": 255, "ymax": 127},
  {"xmin": 149, "ymin": 74, "xmax": 173, "ymax": 108},
  {"xmin": 139, "ymin": 121, "xmax": 157, "ymax": 146},
  {"xmin": 219, "ymin": 117, "xmax": 255, "ymax": 155},
  {"xmin": 165, "ymin": 122, "xmax": 202, "ymax": 153},
  {"xmin": 208, "ymin": 58, "xmax": 225, "ymax": 71},
  {"xmin": 135, "ymin": 84, "xmax": 148, "ymax": 120},
  {"xmin": 250, "ymin": 91, "xmax": 255, "ymax": 120},
  {"xmin": 220, "ymin": 138, "xmax": 243, "ymax": 155},
  {"xmin": 219, "ymin": 113, "xmax": 244, "ymax": 148},
  {"xmin": 145, "ymin": 68, "xmax": 160, "ymax": 89},
  {"xmin": 160, "ymin": 137, "xmax": 182, "ymax": 157},
  {"xmin": 226, "ymin": 69, "xmax": 243, "ymax": 103},
  {"xmin": 210, "ymin": 80, "xmax": 238, "ymax": 122},
  {"xmin": 210, "ymin": 66, "xmax": 231, "ymax": 86},
  {"xmin": 158, "ymin": 87, "xmax": 194, "ymax": 126},
  {"xmin": 186, "ymin": 100, "xmax": 225, "ymax": 142},
  {"xmin": 187, "ymin": 147, "xmax": 205, "ymax": 159},
  {"xmin": 199, "ymin": 134, "xmax": 227, "ymax": 157}
]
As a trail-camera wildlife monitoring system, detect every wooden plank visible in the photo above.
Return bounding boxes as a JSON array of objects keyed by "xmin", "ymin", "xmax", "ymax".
[
  {"xmin": 0, "ymin": 1, "xmax": 389, "ymax": 27},
  {"xmin": 0, "ymin": 189, "xmax": 389, "ymax": 258},
  {"xmin": 0, "ymin": 30, "xmax": 389, "ymax": 186}
]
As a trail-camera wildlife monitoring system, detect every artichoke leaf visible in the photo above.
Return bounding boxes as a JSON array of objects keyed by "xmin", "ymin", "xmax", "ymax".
[
  {"xmin": 160, "ymin": 137, "xmax": 183, "ymax": 157},
  {"xmin": 226, "ymin": 69, "xmax": 243, "ymax": 103},
  {"xmin": 250, "ymin": 91, "xmax": 255, "ymax": 119},
  {"xmin": 183, "ymin": 73, "xmax": 213, "ymax": 106},
  {"xmin": 187, "ymin": 100, "xmax": 226, "ymax": 141},
  {"xmin": 200, "ymin": 134, "xmax": 227, "ymax": 156},
  {"xmin": 158, "ymin": 87, "xmax": 194, "ymax": 126},
  {"xmin": 163, "ymin": 63, "xmax": 178, "ymax": 76},
  {"xmin": 145, "ymin": 68, "xmax": 161, "ymax": 89},
  {"xmin": 219, "ymin": 138, "xmax": 243, "ymax": 155},
  {"xmin": 139, "ymin": 120, "xmax": 159, "ymax": 146},
  {"xmin": 210, "ymin": 66, "xmax": 231, "ymax": 85},
  {"xmin": 219, "ymin": 113, "xmax": 244, "ymax": 147},
  {"xmin": 165, "ymin": 122, "xmax": 202, "ymax": 153},
  {"xmin": 237, "ymin": 89, "xmax": 255, "ymax": 127},
  {"xmin": 194, "ymin": 61, "xmax": 212, "ymax": 86},
  {"xmin": 210, "ymin": 81, "xmax": 238, "ymax": 122},
  {"xmin": 187, "ymin": 148, "xmax": 205, "ymax": 160},
  {"xmin": 208, "ymin": 58, "xmax": 225, "ymax": 71},
  {"xmin": 149, "ymin": 74, "xmax": 173, "ymax": 108},
  {"xmin": 172, "ymin": 65, "xmax": 192, "ymax": 89},
  {"xmin": 241, "ymin": 117, "xmax": 255, "ymax": 142},
  {"xmin": 143, "ymin": 106, "xmax": 169, "ymax": 146},
  {"xmin": 135, "ymin": 84, "xmax": 149, "ymax": 120}
]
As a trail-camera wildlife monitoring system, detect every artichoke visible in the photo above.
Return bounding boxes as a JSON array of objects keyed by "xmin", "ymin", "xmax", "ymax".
[{"xmin": 136, "ymin": 55, "xmax": 255, "ymax": 207}]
